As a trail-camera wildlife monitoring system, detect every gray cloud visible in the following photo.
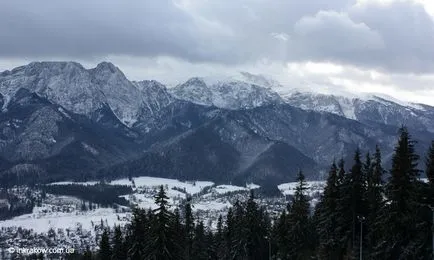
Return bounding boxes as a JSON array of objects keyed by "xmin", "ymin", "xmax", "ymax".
[
  {"xmin": 0, "ymin": 1, "xmax": 213, "ymax": 61},
  {"xmin": 289, "ymin": 11, "xmax": 385, "ymax": 61},
  {"xmin": 0, "ymin": 0, "xmax": 434, "ymax": 74},
  {"xmin": 348, "ymin": 1, "xmax": 434, "ymax": 73}
]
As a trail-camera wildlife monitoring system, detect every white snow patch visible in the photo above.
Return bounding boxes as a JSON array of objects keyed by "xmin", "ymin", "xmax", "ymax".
[
  {"xmin": 246, "ymin": 183, "xmax": 261, "ymax": 190},
  {"xmin": 0, "ymin": 207, "xmax": 130, "ymax": 234},
  {"xmin": 130, "ymin": 176, "xmax": 214, "ymax": 195},
  {"xmin": 278, "ymin": 181, "xmax": 326, "ymax": 197},
  {"xmin": 193, "ymin": 201, "xmax": 232, "ymax": 211},
  {"xmin": 213, "ymin": 185, "xmax": 247, "ymax": 194},
  {"xmin": 81, "ymin": 142, "xmax": 99, "ymax": 156},
  {"xmin": 48, "ymin": 181, "xmax": 99, "ymax": 186}
]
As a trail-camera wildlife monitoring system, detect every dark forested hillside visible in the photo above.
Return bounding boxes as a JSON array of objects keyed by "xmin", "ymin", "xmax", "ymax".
[{"xmin": 64, "ymin": 127, "xmax": 434, "ymax": 260}]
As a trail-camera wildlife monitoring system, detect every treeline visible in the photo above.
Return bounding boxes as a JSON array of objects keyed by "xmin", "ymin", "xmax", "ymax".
[
  {"xmin": 42, "ymin": 183, "xmax": 132, "ymax": 207},
  {"xmin": 67, "ymin": 127, "xmax": 434, "ymax": 259},
  {"xmin": 0, "ymin": 189, "xmax": 37, "ymax": 221}
]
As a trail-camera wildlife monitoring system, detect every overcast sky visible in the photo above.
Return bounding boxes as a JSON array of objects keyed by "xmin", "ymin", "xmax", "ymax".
[{"xmin": 1, "ymin": 0, "xmax": 434, "ymax": 105}]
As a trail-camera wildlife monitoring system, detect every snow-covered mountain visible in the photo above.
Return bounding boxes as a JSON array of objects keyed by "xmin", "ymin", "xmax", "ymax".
[
  {"xmin": 1, "ymin": 62, "xmax": 434, "ymax": 186},
  {"xmin": 0, "ymin": 62, "xmax": 173, "ymax": 127},
  {"xmin": 283, "ymin": 91, "xmax": 434, "ymax": 133},
  {"xmin": 169, "ymin": 76, "xmax": 284, "ymax": 109},
  {"xmin": 168, "ymin": 72, "xmax": 434, "ymax": 133}
]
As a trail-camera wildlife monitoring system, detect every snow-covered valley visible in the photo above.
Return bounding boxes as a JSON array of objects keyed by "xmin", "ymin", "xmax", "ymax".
[{"xmin": 0, "ymin": 176, "xmax": 325, "ymax": 255}]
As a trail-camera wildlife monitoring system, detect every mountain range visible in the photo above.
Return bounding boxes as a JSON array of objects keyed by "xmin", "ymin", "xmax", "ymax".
[{"xmin": 1, "ymin": 61, "xmax": 433, "ymax": 186}]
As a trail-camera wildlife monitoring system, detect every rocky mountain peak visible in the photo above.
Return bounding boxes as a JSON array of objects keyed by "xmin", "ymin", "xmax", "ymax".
[{"xmin": 170, "ymin": 75, "xmax": 283, "ymax": 109}]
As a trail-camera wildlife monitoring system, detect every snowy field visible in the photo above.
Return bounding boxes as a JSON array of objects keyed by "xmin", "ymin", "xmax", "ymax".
[
  {"xmin": 1, "ymin": 176, "xmax": 324, "ymax": 239},
  {"xmin": 278, "ymin": 181, "xmax": 326, "ymax": 197},
  {"xmin": 48, "ymin": 181, "xmax": 99, "ymax": 186},
  {"xmin": 0, "ymin": 206, "xmax": 130, "ymax": 234},
  {"xmin": 109, "ymin": 176, "xmax": 215, "ymax": 195}
]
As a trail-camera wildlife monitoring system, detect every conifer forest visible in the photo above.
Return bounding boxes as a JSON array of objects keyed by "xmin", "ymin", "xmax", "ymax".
[{"xmin": 56, "ymin": 127, "xmax": 434, "ymax": 260}]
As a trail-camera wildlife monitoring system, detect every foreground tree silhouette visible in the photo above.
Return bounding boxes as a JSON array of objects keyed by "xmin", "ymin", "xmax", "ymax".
[
  {"xmin": 316, "ymin": 162, "xmax": 342, "ymax": 259},
  {"xmin": 365, "ymin": 146, "xmax": 385, "ymax": 258},
  {"xmin": 145, "ymin": 185, "xmax": 181, "ymax": 260},
  {"xmin": 111, "ymin": 225, "xmax": 126, "ymax": 260},
  {"xmin": 99, "ymin": 229, "xmax": 111, "ymax": 260},
  {"xmin": 374, "ymin": 127, "xmax": 424, "ymax": 259},
  {"xmin": 427, "ymin": 141, "xmax": 434, "ymax": 185},
  {"xmin": 287, "ymin": 171, "xmax": 315, "ymax": 259}
]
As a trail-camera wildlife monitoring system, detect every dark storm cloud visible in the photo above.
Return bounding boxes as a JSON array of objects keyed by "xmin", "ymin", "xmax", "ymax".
[
  {"xmin": 0, "ymin": 0, "xmax": 219, "ymax": 62},
  {"xmin": 1, "ymin": 0, "xmax": 434, "ymax": 74}
]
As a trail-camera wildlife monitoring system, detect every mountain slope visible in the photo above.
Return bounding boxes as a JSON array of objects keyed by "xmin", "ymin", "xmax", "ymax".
[
  {"xmin": 0, "ymin": 62, "xmax": 176, "ymax": 128},
  {"xmin": 101, "ymin": 103, "xmax": 434, "ymax": 184},
  {"xmin": 169, "ymin": 77, "xmax": 283, "ymax": 109},
  {"xmin": 0, "ymin": 88, "xmax": 141, "ymax": 184},
  {"xmin": 283, "ymin": 91, "xmax": 434, "ymax": 133}
]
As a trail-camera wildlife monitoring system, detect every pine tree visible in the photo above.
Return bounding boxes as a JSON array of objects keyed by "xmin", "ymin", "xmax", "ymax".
[
  {"xmin": 426, "ymin": 141, "xmax": 434, "ymax": 185},
  {"xmin": 191, "ymin": 221, "xmax": 208, "ymax": 260},
  {"xmin": 275, "ymin": 210, "xmax": 290, "ymax": 259},
  {"xmin": 205, "ymin": 229, "xmax": 218, "ymax": 260},
  {"xmin": 99, "ymin": 229, "xmax": 111, "ymax": 260},
  {"xmin": 418, "ymin": 140, "xmax": 434, "ymax": 258},
  {"xmin": 224, "ymin": 207, "xmax": 235, "ymax": 260},
  {"xmin": 366, "ymin": 145, "xmax": 385, "ymax": 259},
  {"xmin": 287, "ymin": 171, "xmax": 313, "ymax": 259},
  {"xmin": 363, "ymin": 152, "xmax": 372, "ymax": 188},
  {"xmin": 376, "ymin": 127, "xmax": 423, "ymax": 258},
  {"xmin": 316, "ymin": 162, "xmax": 342, "ymax": 259},
  {"xmin": 173, "ymin": 208, "xmax": 186, "ymax": 258},
  {"xmin": 230, "ymin": 200, "xmax": 246, "ymax": 259},
  {"xmin": 127, "ymin": 208, "xmax": 148, "ymax": 259},
  {"xmin": 184, "ymin": 198, "xmax": 194, "ymax": 259},
  {"xmin": 350, "ymin": 149, "xmax": 365, "ymax": 257},
  {"xmin": 215, "ymin": 215, "xmax": 227, "ymax": 259},
  {"xmin": 146, "ymin": 185, "xmax": 180, "ymax": 260},
  {"xmin": 111, "ymin": 225, "xmax": 126, "ymax": 260},
  {"xmin": 337, "ymin": 158, "xmax": 346, "ymax": 185},
  {"xmin": 244, "ymin": 190, "xmax": 268, "ymax": 260}
]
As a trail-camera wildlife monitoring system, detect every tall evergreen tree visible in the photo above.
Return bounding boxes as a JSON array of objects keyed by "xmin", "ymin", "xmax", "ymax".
[
  {"xmin": 127, "ymin": 208, "xmax": 148, "ymax": 259},
  {"xmin": 99, "ymin": 229, "xmax": 111, "ymax": 260},
  {"xmin": 224, "ymin": 207, "xmax": 235, "ymax": 260},
  {"xmin": 111, "ymin": 225, "xmax": 126, "ymax": 260},
  {"xmin": 337, "ymin": 158, "xmax": 346, "ymax": 185},
  {"xmin": 146, "ymin": 185, "xmax": 180, "ymax": 260},
  {"xmin": 275, "ymin": 209, "xmax": 290, "ymax": 259},
  {"xmin": 230, "ymin": 200, "xmax": 246, "ymax": 259},
  {"xmin": 191, "ymin": 221, "xmax": 208, "ymax": 260},
  {"xmin": 173, "ymin": 208, "xmax": 186, "ymax": 258},
  {"xmin": 350, "ymin": 149, "xmax": 365, "ymax": 257},
  {"xmin": 376, "ymin": 127, "xmax": 423, "ymax": 259},
  {"xmin": 366, "ymin": 145, "xmax": 385, "ymax": 259},
  {"xmin": 244, "ymin": 190, "xmax": 268, "ymax": 260},
  {"xmin": 184, "ymin": 198, "xmax": 194, "ymax": 259},
  {"xmin": 287, "ymin": 171, "xmax": 314, "ymax": 259},
  {"xmin": 426, "ymin": 141, "xmax": 434, "ymax": 185},
  {"xmin": 215, "ymin": 215, "xmax": 226, "ymax": 259},
  {"xmin": 316, "ymin": 162, "xmax": 342, "ymax": 259}
]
